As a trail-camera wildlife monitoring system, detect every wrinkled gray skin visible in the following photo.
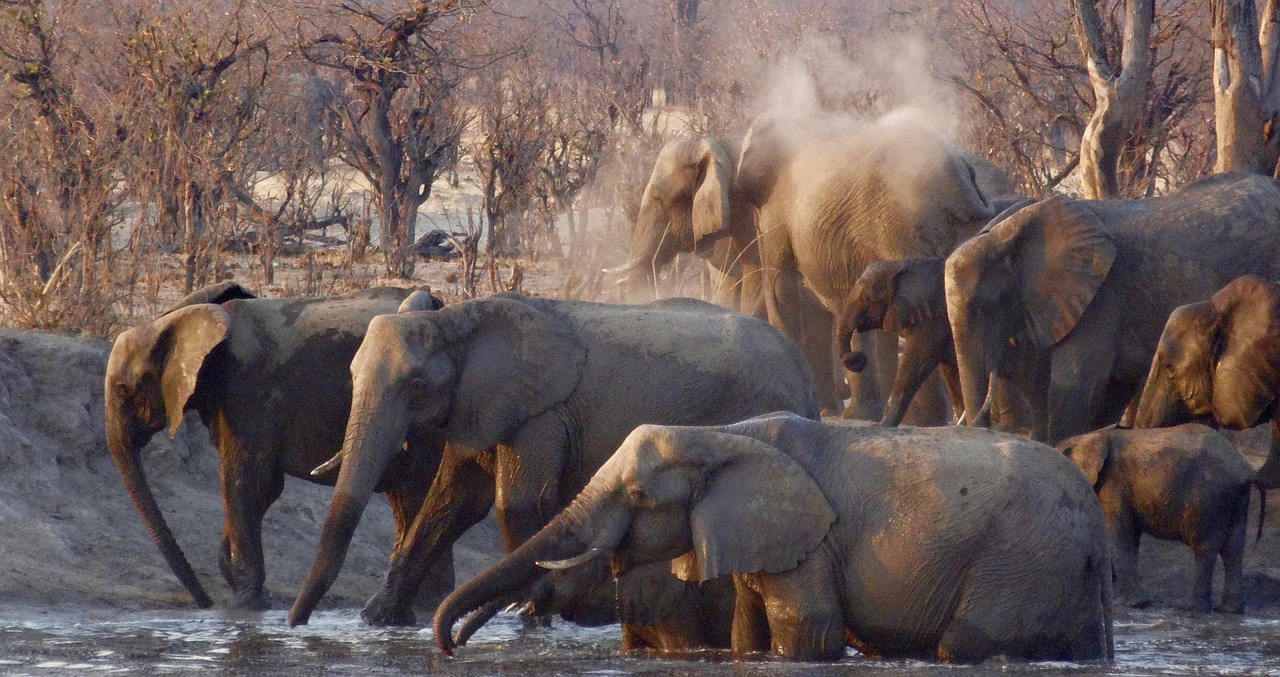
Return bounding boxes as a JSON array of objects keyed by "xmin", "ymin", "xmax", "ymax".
[
  {"xmin": 1134, "ymin": 275, "xmax": 1280, "ymax": 488},
  {"xmin": 437, "ymin": 414, "xmax": 1113, "ymax": 663},
  {"xmin": 946, "ymin": 173, "xmax": 1280, "ymax": 444},
  {"xmin": 1059, "ymin": 425, "xmax": 1261, "ymax": 613},
  {"xmin": 738, "ymin": 110, "xmax": 997, "ymax": 418},
  {"xmin": 105, "ymin": 283, "xmax": 446, "ymax": 610},
  {"xmin": 287, "ymin": 294, "xmax": 820, "ymax": 643}
]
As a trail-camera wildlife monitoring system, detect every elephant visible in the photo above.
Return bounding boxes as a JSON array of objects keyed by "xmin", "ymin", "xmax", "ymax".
[
  {"xmin": 737, "ymin": 108, "xmax": 998, "ymax": 418},
  {"xmin": 945, "ymin": 172, "xmax": 1280, "ymax": 444},
  {"xmin": 608, "ymin": 136, "xmax": 762, "ymax": 315},
  {"xmin": 286, "ymin": 294, "xmax": 821, "ymax": 638},
  {"xmin": 434, "ymin": 413, "xmax": 1114, "ymax": 663},
  {"xmin": 105, "ymin": 282, "xmax": 447, "ymax": 610},
  {"xmin": 1058, "ymin": 424, "xmax": 1262, "ymax": 613},
  {"xmin": 836, "ymin": 257, "xmax": 1033, "ymax": 431},
  {"xmin": 1134, "ymin": 275, "xmax": 1280, "ymax": 487}
]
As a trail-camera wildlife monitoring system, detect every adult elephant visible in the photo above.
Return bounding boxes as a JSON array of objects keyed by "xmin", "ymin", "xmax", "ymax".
[
  {"xmin": 287, "ymin": 294, "xmax": 820, "ymax": 634},
  {"xmin": 1133, "ymin": 275, "xmax": 1280, "ymax": 486},
  {"xmin": 608, "ymin": 136, "xmax": 763, "ymax": 315},
  {"xmin": 738, "ymin": 109, "xmax": 997, "ymax": 417},
  {"xmin": 434, "ymin": 414, "xmax": 1113, "ymax": 662},
  {"xmin": 945, "ymin": 173, "xmax": 1280, "ymax": 444},
  {"xmin": 105, "ymin": 282, "xmax": 445, "ymax": 610}
]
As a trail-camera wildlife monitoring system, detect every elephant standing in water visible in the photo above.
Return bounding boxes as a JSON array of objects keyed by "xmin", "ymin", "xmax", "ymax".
[
  {"xmin": 737, "ymin": 109, "xmax": 997, "ymax": 416},
  {"xmin": 105, "ymin": 282, "xmax": 446, "ymax": 609},
  {"xmin": 435, "ymin": 414, "xmax": 1113, "ymax": 663},
  {"xmin": 287, "ymin": 295, "xmax": 819, "ymax": 650},
  {"xmin": 1134, "ymin": 275, "xmax": 1280, "ymax": 486},
  {"xmin": 946, "ymin": 173, "xmax": 1280, "ymax": 444}
]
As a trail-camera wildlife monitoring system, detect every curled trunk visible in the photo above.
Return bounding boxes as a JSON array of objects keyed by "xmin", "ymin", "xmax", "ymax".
[{"xmin": 104, "ymin": 396, "xmax": 213, "ymax": 608}]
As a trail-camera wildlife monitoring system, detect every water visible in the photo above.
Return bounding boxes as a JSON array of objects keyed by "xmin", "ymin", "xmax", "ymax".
[{"xmin": 1, "ymin": 608, "xmax": 1279, "ymax": 676}]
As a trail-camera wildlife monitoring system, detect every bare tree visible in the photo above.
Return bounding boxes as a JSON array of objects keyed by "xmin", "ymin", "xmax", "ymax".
[
  {"xmin": 1212, "ymin": 0, "xmax": 1280, "ymax": 175},
  {"xmin": 301, "ymin": 0, "xmax": 478, "ymax": 278},
  {"xmin": 1069, "ymin": 0, "xmax": 1154, "ymax": 199}
]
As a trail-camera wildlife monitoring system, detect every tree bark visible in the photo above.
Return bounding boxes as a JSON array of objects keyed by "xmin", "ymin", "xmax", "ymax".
[
  {"xmin": 1212, "ymin": 0, "xmax": 1280, "ymax": 175},
  {"xmin": 1070, "ymin": 0, "xmax": 1154, "ymax": 199}
]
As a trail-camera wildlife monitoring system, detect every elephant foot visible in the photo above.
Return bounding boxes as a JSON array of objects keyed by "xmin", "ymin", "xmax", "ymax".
[
  {"xmin": 1215, "ymin": 596, "xmax": 1245, "ymax": 615},
  {"xmin": 229, "ymin": 589, "xmax": 273, "ymax": 611},
  {"xmin": 361, "ymin": 600, "xmax": 417, "ymax": 627}
]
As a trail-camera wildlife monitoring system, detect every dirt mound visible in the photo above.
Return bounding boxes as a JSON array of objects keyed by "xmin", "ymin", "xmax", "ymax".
[{"xmin": 0, "ymin": 328, "xmax": 500, "ymax": 613}]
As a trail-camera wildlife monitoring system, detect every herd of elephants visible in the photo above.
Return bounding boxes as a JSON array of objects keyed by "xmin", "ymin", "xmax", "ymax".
[{"xmin": 98, "ymin": 109, "xmax": 1280, "ymax": 664}]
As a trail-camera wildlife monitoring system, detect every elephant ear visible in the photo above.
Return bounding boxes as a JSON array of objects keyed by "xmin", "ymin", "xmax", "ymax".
[
  {"xmin": 683, "ymin": 433, "xmax": 835, "ymax": 582},
  {"xmin": 1211, "ymin": 276, "xmax": 1280, "ymax": 428},
  {"xmin": 1059, "ymin": 432, "xmax": 1112, "ymax": 488},
  {"xmin": 986, "ymin": 195, "xmax": 1116, "ymax": 349},
  {"xmin": 150, "ymin": 304, "xmax": 232, "ymax": 437},
  {"xmin": 164, "ymin": 281, "xmax": 255, "ymax": 314},
  {"xmin": 444, "ymin": 297, "xmax": 587, "ymax": 450},
  {"xmin": 690, "ymin": 139, "xmax": 733, "ymax": 252},
  {"xmin": 884, "ymin": 258, "xmax": 948, "ymax": 331}
]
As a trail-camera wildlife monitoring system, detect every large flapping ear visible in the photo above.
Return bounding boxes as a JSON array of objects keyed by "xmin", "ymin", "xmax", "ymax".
[
  {"xmin": 884, "ymin": 258, "xmax": 948, "ymax": 331},
  {"xmin": 1212, "ymin": 276, "xmax": 1280, "ymax": 428},
  {"xmin": 442, "ymin": 297, "xmax": 587, "ymax": 450},
  {"xmin": 690, "ymin": 138, "xmax": 734, "ymax": 251},
  {"xmin": 1058, "ymin": 431, "xmax": 1112, "ymax": 488},
  {"xmin": 984, "ymin": 195, "xmax": 1116, "ymax": 349},
  {"xmin": 164, "ymin": 281, "xmax": 255, "ymax": 314},
  {"xmin": 680, "ymin": 432, "xmax": 835, "ymax": 582},
  {"xmin": 149, "ymin": 305, "xmax": 232, "ymax": 437}
]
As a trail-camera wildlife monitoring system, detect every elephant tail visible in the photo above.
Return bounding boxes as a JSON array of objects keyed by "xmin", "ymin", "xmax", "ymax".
[
  {"xmin": 1102, "ymin": 547, "xmax": 1115, "ymax": 660},
  {"xmin": 1255, "ymin": 484, "xmax": 1267, "ymax": 546}
]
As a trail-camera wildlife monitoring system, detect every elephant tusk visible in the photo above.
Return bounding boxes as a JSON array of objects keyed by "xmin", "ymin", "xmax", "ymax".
[
  {"xmin": 310, "ymin": 451, "xmax": 344, "ymax": 476},
  {"xmin": 536, "ymin": 547, "xmax": 605, "ymax": 570},
  {"xmin": 601, "ymin": 256, "xmax": 646, "ymax": 276}
]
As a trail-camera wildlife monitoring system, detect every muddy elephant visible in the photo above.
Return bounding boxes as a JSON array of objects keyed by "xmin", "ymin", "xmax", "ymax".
[
  {"xmin": 1134, "ymin": 275, "xmax": 1280, "ymax": 488},
  {"xmin": 738, "ymin": 108, "xmax": 997, "ymax": 417},
  {"xmin": 287, "ymin": 294, "xmax": 820, "ymax": 638},
  {"xmin": 945, "ymin": 173, "xmax": 1280, "ymax": 444},
  {"xmin": 1059, "ymin": 424, "xmax": 1261, "ymax": 613},
  {"xmin": 435, "ymin": 413, "xmax": 1113, "ymax": 662},
  {"xmin": 105, "ymin": 282, "xmax": 446, "ymax": 610}
]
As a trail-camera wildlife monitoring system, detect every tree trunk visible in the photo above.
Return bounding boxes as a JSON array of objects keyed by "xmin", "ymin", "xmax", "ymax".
[
  {"xmin": 1212, "ymin": 0, "xmax": 1280, "ymax": 175},
  {"xmin": 1070, "ymin": 0, "xmax": 1154, "ymax": 199}
]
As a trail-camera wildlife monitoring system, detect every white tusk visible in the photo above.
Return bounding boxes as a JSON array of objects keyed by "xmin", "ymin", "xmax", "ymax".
[
  {"xmin": 310, "ymin": 452, "xmax": 344, "ymax": 476},
  {"xmin": 536, "ymin": 547, "xmax": 604, "ymax": 571}
]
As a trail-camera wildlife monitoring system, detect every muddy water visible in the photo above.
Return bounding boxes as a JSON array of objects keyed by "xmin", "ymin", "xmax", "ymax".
[{"xmin": 2, "ymin": 608, "xmax": 1280, "ymax": 676}]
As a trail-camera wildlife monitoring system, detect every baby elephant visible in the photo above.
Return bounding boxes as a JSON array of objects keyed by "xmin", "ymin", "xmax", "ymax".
[
  {"xmin": 436, "ymin": 414, "xmax": 1113, "ymax": 663},
  {"xmin": 1058, "ymin": 424, "xmax": 1264, "ymax": 613}
]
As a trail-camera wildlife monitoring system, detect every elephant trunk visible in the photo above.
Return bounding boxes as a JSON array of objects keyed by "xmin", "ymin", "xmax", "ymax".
[
  {"xmin": 433, "ymin": 488, "xmax": 630, "ymax": 655},
  {"xmin": 104, "ymin": 389, "xmax": 213, "ymax": 608},
  {"xmin": 1132, "ymin": 357, "xmax": 1193, "ymax": 430},
  {"xmin": 288, "ymin": 390, "xmax": 409, "ymax": 627},
  {"xmin": 951, "ymin": 320, "xmax": 992, "ymax": 428}
]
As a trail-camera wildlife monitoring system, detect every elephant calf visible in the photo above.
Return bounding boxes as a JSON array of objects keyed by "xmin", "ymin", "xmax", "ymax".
[
  {"xmin": 436, "ymin": 413, "xmax": 1114, "ymax": 663},
  {"xmin": 1058, "ymin": 424, "xmax": 1263, "ymax": 613}
]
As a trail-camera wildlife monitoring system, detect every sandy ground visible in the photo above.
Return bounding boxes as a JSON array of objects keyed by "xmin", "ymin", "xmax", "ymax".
[{"xmin": 1, "ymin": 320, "xmax": 1279, "ymax": 623}]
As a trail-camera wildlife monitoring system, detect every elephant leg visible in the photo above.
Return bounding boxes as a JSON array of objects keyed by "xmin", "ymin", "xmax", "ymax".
[
  {"xmin": 939, "ymin": 363, "xmax": 965, "ymax": 423},
  {"xmin": 362, "ymin": 451, "xmax": 496, "ymax": 626},
  {"xmin": 216, "ymin": 441, "xmax": 284, "ymax": 610},
  {"xmin": 878, "ymin": 332, "xmax": 938, "ymax": 427},
  {"xmin": 494, "ymin": 419, "xmax": 571, "ymax": 550},
  {"xmin": 386, "ymin": 429, "xmax": 453, "ymax": 612},
  {"xmin": 1216, "ymin": 496, "xmax": 1249, "ymax": 614},
  {"xmin": 1046, "ymin": 342, "xmax": 1116, "ymax": 445},
  {"xmin": 730, "ymin": 576, "xmax": 772, "ymax": 655},
  {"xmin": 1109, "ymin": 514, "xmax": 1151, "ymax": 609},
  {"xmin": 1190, "ymin": 547, "xmax": 1217, "ymax": 613},
  {"xmin": 754, "ymin": 555, "xmax": 845, "ymax": 661}
]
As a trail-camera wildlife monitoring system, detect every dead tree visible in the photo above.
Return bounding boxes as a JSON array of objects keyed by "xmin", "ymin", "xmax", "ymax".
[
  {"xmin": 1212, "ymin": 0, "xmax": 1280, "ymax": 175},
  {"xmin": 301, "ymin": 0, "xmax": 476, "ymax": 278},
  {"xmin": 1069, "ymin": 0, "xmax": 1154, "ymax": 199}
]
